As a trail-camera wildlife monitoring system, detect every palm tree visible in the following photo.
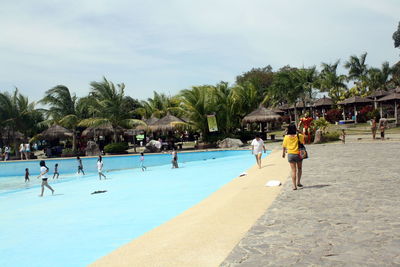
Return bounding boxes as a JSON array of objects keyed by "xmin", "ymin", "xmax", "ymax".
[
  {"xmin": 40, "ymin": 85, "xmax": 82, "ymax": 151},
  {"xmin": 318, "ymin": 61, "xmax": 348, "ymax": 103},
  {"xmin": 0, "ymin": 89, "xmax": 42, "ymax": 155},
  {"xmin": 180, "ymin": 86, "xmax": 214, "ymax": 140},
  {"xmin": 136, "ymin": 91, "xmax": 181, "ymax": 119},
  {"xmin": 344, "ymin": 52, "xmax": 369, "ymax": 85},
  {"xmin": 79, "ymin": 77, "xmax": 144, "ymax": 142},
  {"xmin": 232, "ymin": 81, "xmax": 259, "ymax": 117},
  {"xmin": 366, "ymin": 62, "xmax": 393, "ymax": 92},
  {"xmin": 211, "ymin": 82, "xmax": 240, "ymax": 135}
]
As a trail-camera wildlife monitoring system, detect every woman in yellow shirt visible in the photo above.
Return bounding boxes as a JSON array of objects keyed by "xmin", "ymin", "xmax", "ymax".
[{"xmin": 282, "ymin": 123, "xmax": 305, "ymax": 190}]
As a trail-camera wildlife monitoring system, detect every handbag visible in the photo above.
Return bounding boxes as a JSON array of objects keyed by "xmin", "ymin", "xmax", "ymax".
[{"xmin": 297, "ymin": 134, "xmax": 308, "ymax": 159}]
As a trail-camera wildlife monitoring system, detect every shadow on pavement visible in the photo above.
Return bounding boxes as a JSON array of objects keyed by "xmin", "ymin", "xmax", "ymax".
[{"xmin": 303, "ymin": 184, "xmax": 330, "ymax": 189}]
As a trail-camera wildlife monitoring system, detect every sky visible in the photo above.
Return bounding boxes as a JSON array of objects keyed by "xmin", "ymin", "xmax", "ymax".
[{"xmin": 0, "ymin": 0, "xmax": 399, "ymax": 102}]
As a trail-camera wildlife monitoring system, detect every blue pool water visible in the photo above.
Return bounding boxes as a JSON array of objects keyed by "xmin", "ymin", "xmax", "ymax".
[{"xmin": 0, "ymin": 150, "xmax": 270, "ymax": 267}]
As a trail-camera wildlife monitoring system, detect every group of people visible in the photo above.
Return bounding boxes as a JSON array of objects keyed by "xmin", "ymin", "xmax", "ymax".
[
  {"xmin": 19, "ymin": 143, "xmax": 31, "ymax": 160},
  {"xmin": 28, "ymin": 150, "xmax": 182, "ymax": 197},
  {"xmin": 371, "ymin": 116, "xmax": 389, "ymax": 140}
]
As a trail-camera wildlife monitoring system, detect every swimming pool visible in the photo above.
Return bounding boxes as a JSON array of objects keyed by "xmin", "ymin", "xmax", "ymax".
[{"xmin": 0, "ymin": 150, "xmax": 270, "ymax": 267}]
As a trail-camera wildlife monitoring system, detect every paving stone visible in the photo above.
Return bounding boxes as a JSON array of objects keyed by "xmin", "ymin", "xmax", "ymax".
[{"xmin": 221, "ymin": 142, "xmax": 400, "ymax": 266}]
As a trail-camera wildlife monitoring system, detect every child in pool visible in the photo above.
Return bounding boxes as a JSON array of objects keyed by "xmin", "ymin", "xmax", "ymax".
[
  {"xmin": 25, "ymin": 168, "xmax": 30, "ymax": 182},
  {"xmin": 53, "ymin": 163, "xmax": 59, "ymax": 179},
  {"xmin": 140, "ymin": 152, "xmax": 147, "ymax": 171},
  {"xmin": 77, "ymin": 156, "xmax": 85, "ymax": 175}
]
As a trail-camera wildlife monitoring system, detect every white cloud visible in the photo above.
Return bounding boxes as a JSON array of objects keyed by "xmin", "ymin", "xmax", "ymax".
[{"xmin": 0, "ymin": 0, "xmax": 398, "ymax": 101}]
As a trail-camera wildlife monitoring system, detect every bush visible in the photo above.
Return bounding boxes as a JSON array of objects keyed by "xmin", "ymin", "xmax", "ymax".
[
  {"xmin": 325, "ymin": 109, "xmax": 343, "ymax": 123},
  {"xmin": 312, "ymin": 118, "xmax": 329, "ymax": 133},
  {"xmin": 61, "ymin": 148, "xmax": 76, "ymax": 157},
  {"xmin": 323, "ymin": 131, "xmax": 340, "ymax": 142},
  {"xmin": 358, "ymin": 105, "xmax": 374, "ymax": 122},
  {"xmin": 104, "ymin": 142, "xmax": 129, "ymax": 154},
  {"xmin": 366, "ymin": 109, "xmax": 380, "ymax": 121}
]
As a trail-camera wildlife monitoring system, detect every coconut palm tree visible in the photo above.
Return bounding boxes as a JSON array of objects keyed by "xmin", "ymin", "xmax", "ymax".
[
  {"xmin": 232, "ymin": 81, "xmax": 259, "ymax": 117},
  {"xmin": 344, "ymin": 52, "xmax": 369, "ymax": 85},
  {"xmin": 180, "ymin": 86, "xmax": 214, "ymax": 139},
  {"xmin": 318, "ymin": 61, "xmax": 348, "ymax": 103},
  {"xmin": 136, "ymin": 91, "xmax": 181, "ymax": 119},
  {"xmin": 79, "ymin": 77, "xmax": 144, "ymax": 142},
  {"xmin": 40, "ymin": 85, "xmax": 83, "ymax": 151},
  {"xmin": 0, "ymin": 89, "xmax": 42, "ymax": 154},
  {"xmin": 365, "ymin": 62, "xmax": 393, "ymax": 92}
]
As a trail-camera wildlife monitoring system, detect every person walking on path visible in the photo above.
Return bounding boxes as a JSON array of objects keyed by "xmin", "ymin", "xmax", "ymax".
[
  {"xmin": 4, "ymin": 145, "xmax": 10, "ymax": 161},
  {"xmin": 53, "ymin": 163, "xmax": 59, "ymax": 179},
  {"xmin": 97, "ymin": 156, "xmax": 107, "ymax": 180},
  {"xmin": 371, "ymin": 117, "xmax": 377, "ymax": 140},
  {"xmin": 37, "ymin": 160, "xmax": 54, "ymax": 197},
  {"xmin": 25, "ymin": 168, "xmax": 30, "ymax": 182},
  {"xmin": 77, "ymin": 156, "xmax": 85, "ymax": 175},
  {"xmin": 140, "ymin": 152, "xmax": 147, "ymax": 171},
  {"xmin": 378, "ymin": 115, "xmax": 388, "ymax": 140},
  {"xmin": 251, "ymin": 134, "xmax": 266, "ymax": 169},
  {"xmin": 19, "ymin": 143, "xmax": 25, "ymax": 160},
  {"xmin": 282, "ymin": 124, "xmax": 305, "ymax": 190},
  {"xmin": 24, "ymin": 143, "xmax": 30, "ymax": 160},
  {"xmin": 171, "ymin": 150, "xmax": 179, "ymax": 168}
]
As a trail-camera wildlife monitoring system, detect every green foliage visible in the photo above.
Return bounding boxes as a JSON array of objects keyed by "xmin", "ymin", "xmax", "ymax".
[
  {"xmin": 104, "ymin": 142, "xmax": 129, "ymax": 154},
  {"xmin": 318, "ymin": 61, "xmax": 348, "ymax": 103},
  {"xmin": 312, "ymin": 118, "xmax": 329, "ymax": 133},
  {"xmin": 366, "ymin": 109, "xmax": 380, "ymax": 121},
  {"xmin": 323, "ymin": 131, "xmax": 340, "ymax": 142},
  {"xmin": 393, "ymin": 22, "xmax": 400, "ymax": 49},
  {"xmin": 236, "ymin": 66, "xmax": 274, "ymax": 96}
]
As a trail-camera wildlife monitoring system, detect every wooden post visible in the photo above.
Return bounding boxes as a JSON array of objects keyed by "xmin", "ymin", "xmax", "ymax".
[
  {"xmin": 395, "ymin": 100, "xmax": 398, "ymax": 125},
  {"xmin": 342, "ymin": 105, "xmax": 346, "ymax": 121},
  {"xmin": 380, "ymin": 103, "xmax": 383, "ymax": 118}
]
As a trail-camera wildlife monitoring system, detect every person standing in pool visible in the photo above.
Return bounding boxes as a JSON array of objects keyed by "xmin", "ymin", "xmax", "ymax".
[
  {"xmin": 53, "ymin": 163, "xmax": 59, "ymax": 179},
  {"xmin": 171, "ymin": 150, "xmax": 179, "ymax": 168},
  {"xmin": 140, "ymin": 152, "xmax": 147, "ymax": 171},
  {"xmin": 25, "ymin": 168, "xmax": 30, "ymax": 182},
  {"xmin": 251, "ymin": 134, "xmax": 266, "ymax": 169},
  {"xmin": 282, "ymin": 123, "xmax": 305, "ymax": 190},
  {"xmin": 97, "ymin": 155, "xmax": 107, "ymax": 180},
  {"xmin": 37, "ymin": 160, "xmax": 54, "ymax": 196},
  {"xmin": 77, "ymin": 156, "xmax": 85, "ymax": 175}
]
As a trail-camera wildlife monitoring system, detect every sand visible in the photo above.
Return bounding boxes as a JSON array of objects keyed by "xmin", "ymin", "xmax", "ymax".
[{"xmin": 91, "ymin": 148, "xmax": 289, "ymax": 267}]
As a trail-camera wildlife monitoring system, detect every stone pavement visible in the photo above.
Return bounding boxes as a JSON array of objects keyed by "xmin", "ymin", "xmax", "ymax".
[{"xmin": 221, "ymin": 141, "xmax": 400, "ymax": 266}]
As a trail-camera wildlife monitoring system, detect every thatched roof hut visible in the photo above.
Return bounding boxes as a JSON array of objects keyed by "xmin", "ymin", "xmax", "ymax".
[
  {"xmin": 81, "ymin": 123, "xmax": 123, "ymax": 138},
  {"xmin": 242, "ymin": 107, "xmax": 281, "ymax": 124},
  {"xmin": 338, "ymin": 96, "xmax": 372, "ymax": 105},
  {"xmin": 39, "ymin": 125, "xmax": 73, "ymax": 140},
  {"xmin": 313, "ymin": 96, "xmax": 334, "ymax": 107},
  {"xmin": 368, "ymin": 90, "xmax": 390, "ymax": 99},
  {"xmin": 149, "ymin": 114, "xmax": 185, "ymax": 132},
  {"xmin": 377, "ymin": 92, "xmax": 400, "ymax": 102}
]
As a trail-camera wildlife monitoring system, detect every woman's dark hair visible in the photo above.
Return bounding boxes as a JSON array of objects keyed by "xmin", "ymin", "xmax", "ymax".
[
  {"xmin": 98, "ymin": 155, "xmax": 102, "ymax": 162},
  {"xmin": 255, "ymin": 134, "xmax": 261, "ymax": 138},
  {"xmin": 141, "ymin": 152, "xmax": 144, "ymax": 156},
  {"xmin": 287, "ymin": 123, "xmax": 297, "ymax": 135},
  {"xmin": 77, "ymin": 156, "xmax": 80, "ymax": 159},
  {"xmin": 40, "ymin": 160, "xmax": 49, "ymax": 170}
]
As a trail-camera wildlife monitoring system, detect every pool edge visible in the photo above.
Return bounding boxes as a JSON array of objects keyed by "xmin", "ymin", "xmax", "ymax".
[{"xmin": 90, "ymin": 149, "xmax": 290, "ymax": 267}]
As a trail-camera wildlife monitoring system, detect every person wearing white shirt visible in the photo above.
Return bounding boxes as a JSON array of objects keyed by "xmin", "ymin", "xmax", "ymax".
[
  {"xmin": 97, "ymin": 155, "xmax": 107, "ymax": 180},
  {"xmin": 37, "ymin": 160, "xmax": 54, "ymax": 197},
  {"xmin": 251, "ymin": 134, "xmax": 266, "ymax": 169}
]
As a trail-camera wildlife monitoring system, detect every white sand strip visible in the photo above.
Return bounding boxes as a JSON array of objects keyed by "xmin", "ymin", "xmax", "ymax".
[{"xmin": 91, "ymin": 149, "xmax": 289, "ymax": 267}]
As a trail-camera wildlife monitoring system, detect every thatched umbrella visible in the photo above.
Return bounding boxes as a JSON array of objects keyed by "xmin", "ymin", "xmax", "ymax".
[
  {"xmin": 81, "ymin": 123, "xmax": 123, "ymax": 138},
  {"xmin": 378, "ymin": 92, "xmax": 400, "ymax": 124},
  {"xmin": 149, "ymin": 114, "xmax": 185, "ymax": 132},
  {"xmin": 135, "ymin": 116, "xmax": 158, "ymax": 131},
  {"xmin": 338, "ymin": 96, "xmax": 372, "ymax": 122},
  {"xmin": 242, "ymin": 107, "xmax": 281, "ymax": 136},
  {"xmin": 242, "ymin": 107, "xmax": 281, "ymax": 123},
  {"xmin": 39, "ymin": 125, "xmax": 73, "ymax": 141}
]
